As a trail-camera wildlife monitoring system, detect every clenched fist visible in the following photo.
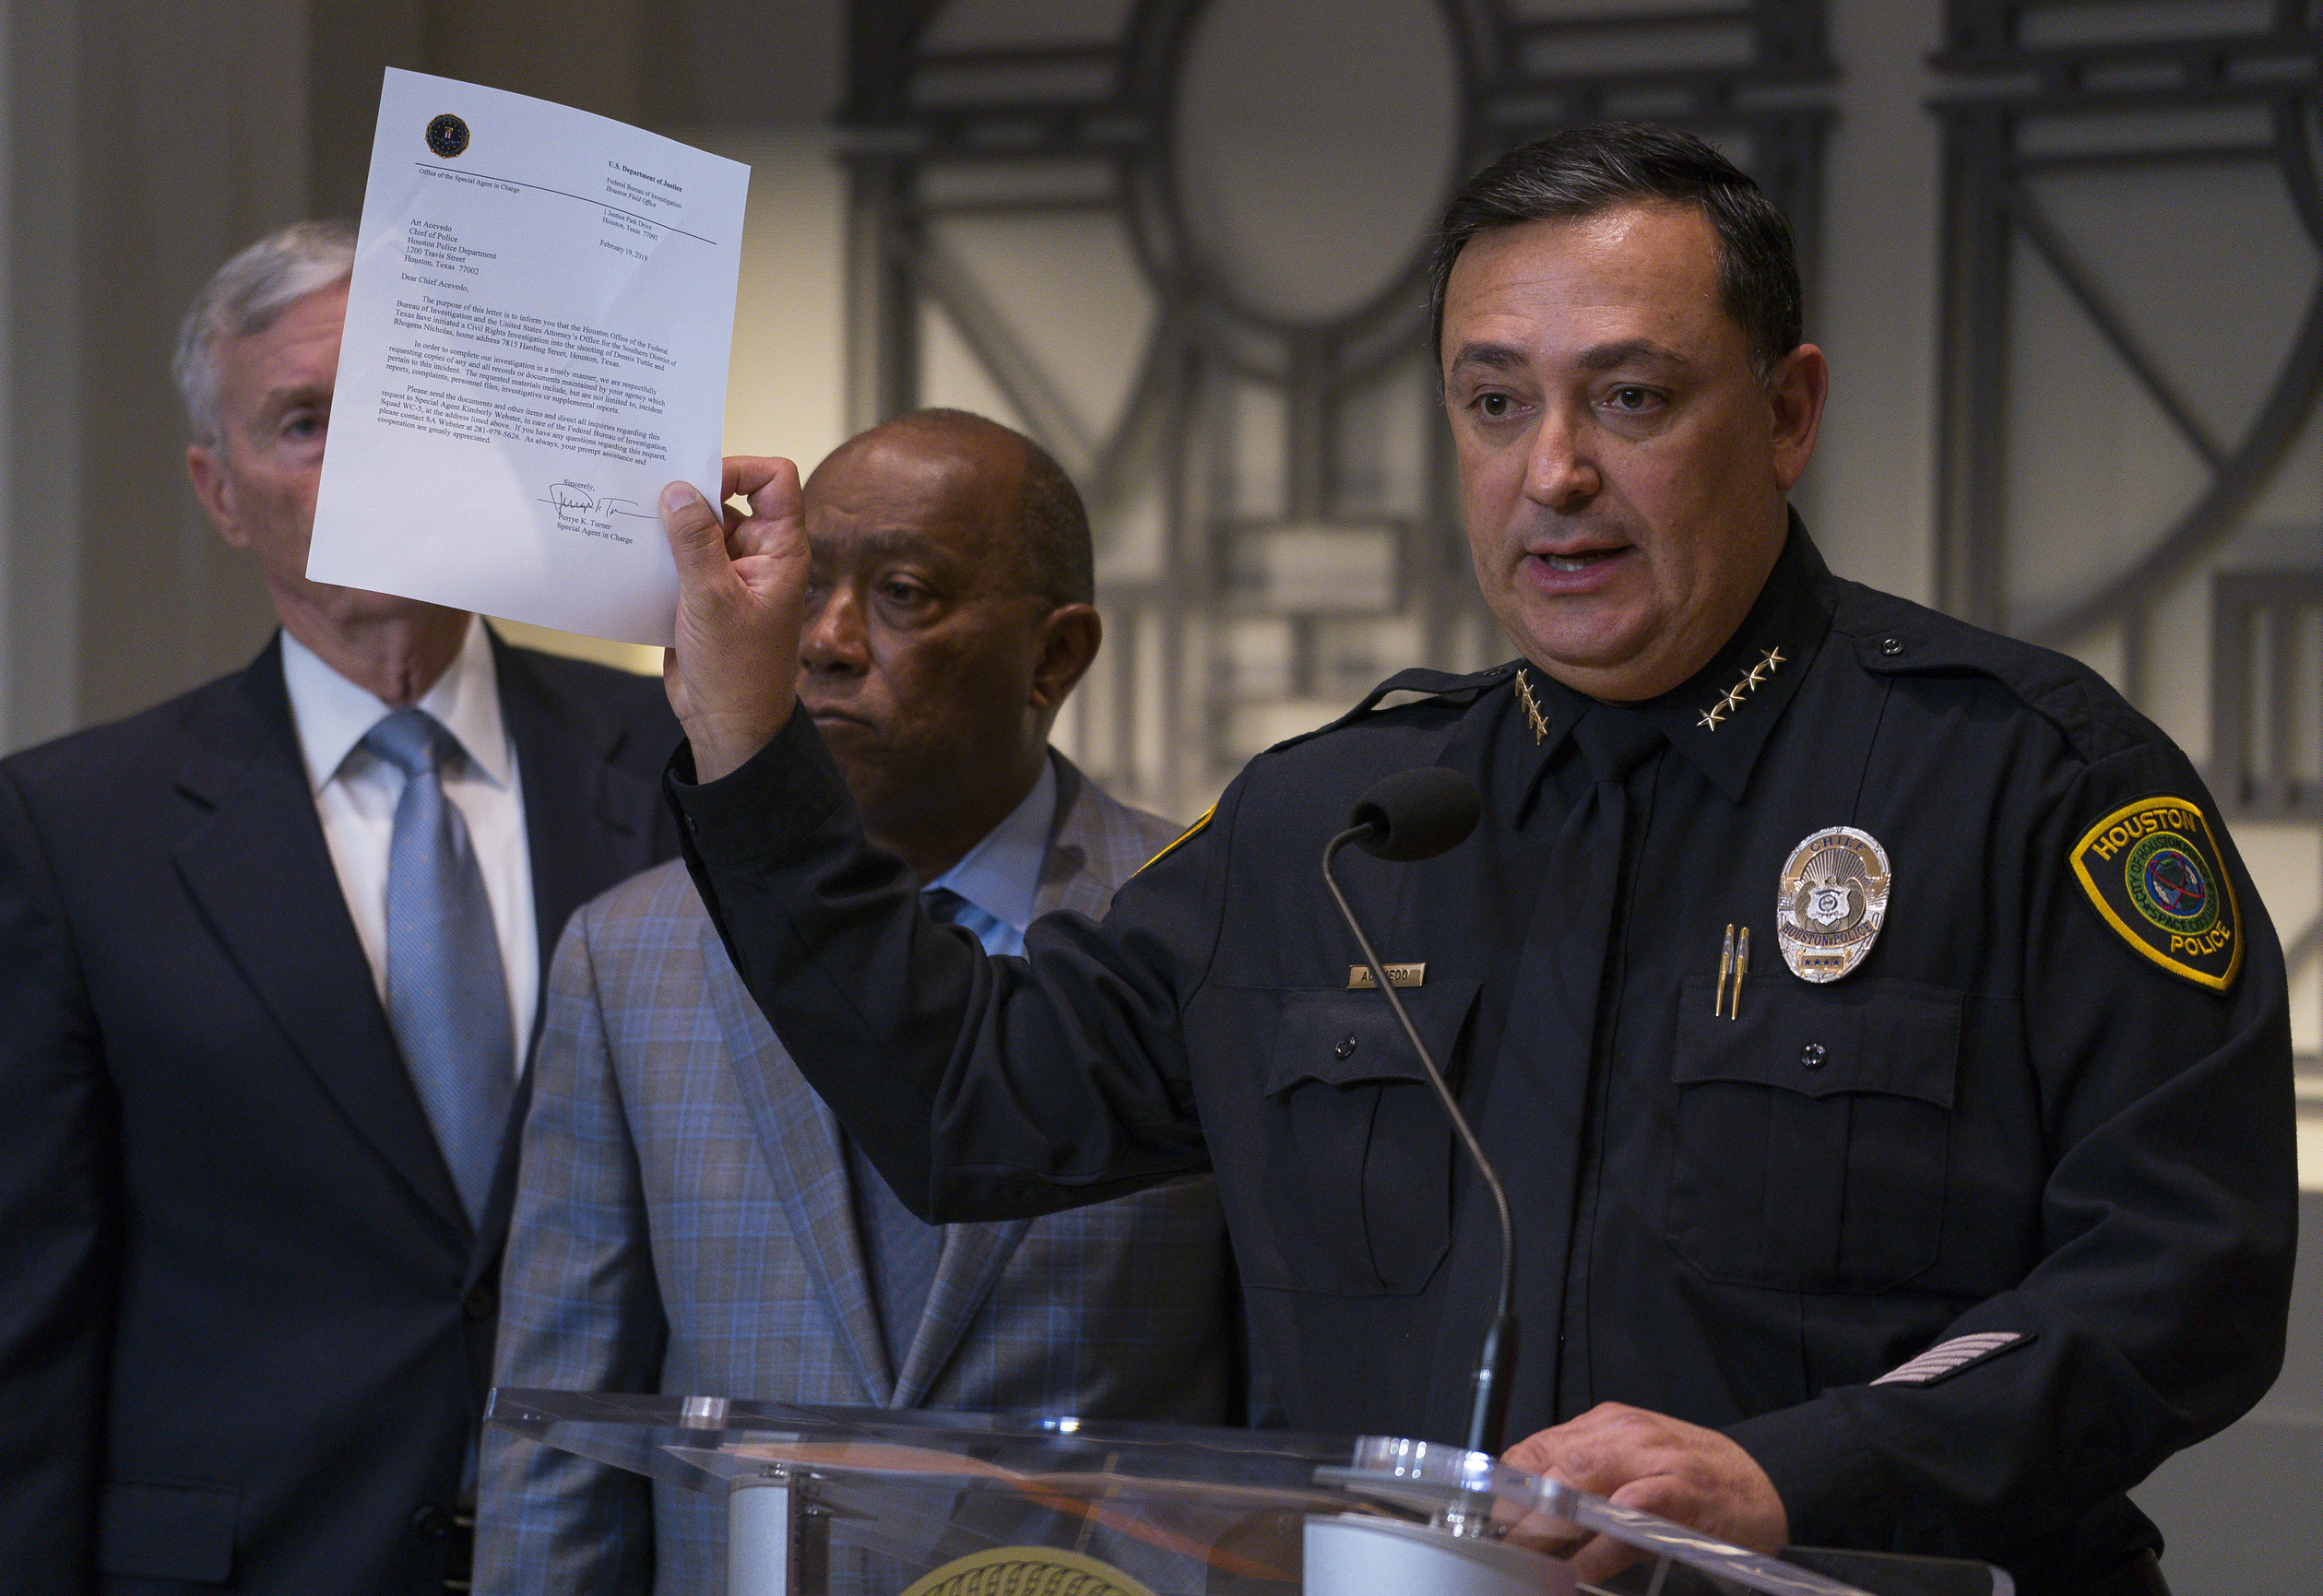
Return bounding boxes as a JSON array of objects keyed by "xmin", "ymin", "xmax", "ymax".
[{"xmin": 659, "ymin": 456, "xmax": 809, "ymax": 781}]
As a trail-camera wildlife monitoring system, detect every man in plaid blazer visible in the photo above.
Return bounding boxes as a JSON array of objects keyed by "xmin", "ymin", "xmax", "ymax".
[{"xmin": 474, "ymin": 412, "xmax": 1238, "ymax": 1595}]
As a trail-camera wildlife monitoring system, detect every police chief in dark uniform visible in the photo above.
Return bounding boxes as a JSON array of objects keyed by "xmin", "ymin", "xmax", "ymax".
[{"xmin": 646, "ymin": 126, "xmax": 2295, "ymax": 1596}]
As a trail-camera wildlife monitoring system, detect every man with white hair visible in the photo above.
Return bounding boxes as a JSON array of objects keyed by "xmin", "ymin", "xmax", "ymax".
[{"xmin": 0, "ymin": 220, "xmax": 681, "ymax": 1592}]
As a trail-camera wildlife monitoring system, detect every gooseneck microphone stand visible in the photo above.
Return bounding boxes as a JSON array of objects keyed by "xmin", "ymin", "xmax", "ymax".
[{"xmin": 1318, "ymin": 767, "xmax": 1516, "ymax": 1466}]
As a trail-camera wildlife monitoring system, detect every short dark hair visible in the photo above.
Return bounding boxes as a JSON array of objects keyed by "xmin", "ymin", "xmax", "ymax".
[
  {"xmin": 883, "ymin": 408, "xmax": 1095, "ymax": 608},
  {"xmin": 1014, "ymin": 431, "xmax": 1096, "ymax": 608},
  {"xmin": 1429, "ymin": 123, "xmax": 1802, "ymax": 380}
]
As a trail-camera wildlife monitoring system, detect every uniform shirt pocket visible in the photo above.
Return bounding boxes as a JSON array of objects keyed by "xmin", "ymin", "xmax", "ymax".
[
  {"xmin": 98, "ymin": 1479, "xmax": 239, "ymax": 1582},
  {"xmin": 1249, "ymin": 980, "xmax": 1482, "ymax": 1296},
  {"xmin": 1665, "ymin": 975, "xmax": 1962, "ymax": 1294}
]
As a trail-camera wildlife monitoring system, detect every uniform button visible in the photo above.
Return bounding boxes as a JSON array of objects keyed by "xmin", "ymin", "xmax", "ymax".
[
  {"xmin": 411, "ymin": 1502, "xmax": 454, "ymax": 1540},
  {"xmin": 1333, "ymin": 1035, "xmax": 1358, "ymax": 1059},
  {"xmin": 1880, "ymin": 636, "xmax": 1904, "ymax": 656},
  {"xmin": 464, "ymin": 1283, "xmax": 496, "ymax": 1320},
  {"xmin": 1801, "ymin": 1042, "xmax": 1827, "ymax": 1070}
]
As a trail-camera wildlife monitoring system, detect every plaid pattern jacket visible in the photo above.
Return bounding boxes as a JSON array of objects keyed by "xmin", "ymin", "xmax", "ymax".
[{"xmin": 473, "ymin": 755, "xmax": 1235, "ymax": 1595}]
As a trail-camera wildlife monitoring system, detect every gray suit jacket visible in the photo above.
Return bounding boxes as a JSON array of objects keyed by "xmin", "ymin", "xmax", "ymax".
[{"xmin": 475, "ymin": 754, "xmax": 1234, "ymax": 1595}]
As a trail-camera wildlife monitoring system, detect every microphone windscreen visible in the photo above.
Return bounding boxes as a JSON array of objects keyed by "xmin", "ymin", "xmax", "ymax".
[{"xmin": 1348, "ymin": 767, "xmax": 1482, "ymax": 861}]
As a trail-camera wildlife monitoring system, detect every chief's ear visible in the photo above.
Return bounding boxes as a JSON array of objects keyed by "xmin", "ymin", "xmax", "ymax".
[
  {"xmin": 185, "ymin": 443, "xmax": 247, "ymax": 548},
  {"xmin": 1031, "ymin": 602, "xmax": 1101, "ymax": 712},
  {"xmin": 1767, "ymin": 343, "xmax": 1828, "ymax": 493}
]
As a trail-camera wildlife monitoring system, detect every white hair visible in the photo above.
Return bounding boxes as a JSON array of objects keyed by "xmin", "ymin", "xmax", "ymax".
[{"xmin": 172, "ymin": 219, "xmax": 356, "ymax": 446}]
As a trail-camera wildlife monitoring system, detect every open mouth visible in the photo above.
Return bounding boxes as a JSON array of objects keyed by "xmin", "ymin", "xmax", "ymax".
[{"xmin": 1539, "ymin": 550, "xmax": 1622, "ymax": 573}]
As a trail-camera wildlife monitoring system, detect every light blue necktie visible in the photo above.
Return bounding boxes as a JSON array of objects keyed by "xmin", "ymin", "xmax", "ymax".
[
  {"xmin": 921, "ymin": 883, "xmax": 1019, "ymax": 958},
  {"xmin": 363, "ymin": 707, "xmax": 515, "ymax": 1226}
]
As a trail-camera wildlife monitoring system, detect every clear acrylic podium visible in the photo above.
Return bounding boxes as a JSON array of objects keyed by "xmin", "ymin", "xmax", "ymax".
[{"xmin": 488, "ymin": 1389, "xmax": 2011, "ymax": 1596}]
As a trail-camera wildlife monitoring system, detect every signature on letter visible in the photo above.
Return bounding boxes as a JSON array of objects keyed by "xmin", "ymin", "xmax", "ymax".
[{"xmin": 539, "ymin": 479, "xmax": 656, "ymax": 541}]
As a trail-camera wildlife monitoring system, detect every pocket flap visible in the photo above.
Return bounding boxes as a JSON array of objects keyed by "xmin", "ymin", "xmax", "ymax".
[
  {"xmin": 1263, "ymin": 979, "xmax": 1482, "ymax": 1095},
  {"xmin": 1673, "ymin": 975, "xmax": 1961, "ymax": 1106},
  {"xmin": 98, "ymin": 1479, "xmax": 238, "ymax": 1582}
]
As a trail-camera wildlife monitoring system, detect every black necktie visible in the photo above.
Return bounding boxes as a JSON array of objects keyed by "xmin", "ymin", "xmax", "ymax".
[{"xmin": 1548, "ymin": 701, "xmax": 1665, "ymax": 1037}]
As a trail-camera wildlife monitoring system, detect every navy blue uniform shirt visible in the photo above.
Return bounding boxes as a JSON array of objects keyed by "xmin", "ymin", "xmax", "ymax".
[{"xmin": 670, "ymin": 522, "xmax": 2295, "ymax": 1593}]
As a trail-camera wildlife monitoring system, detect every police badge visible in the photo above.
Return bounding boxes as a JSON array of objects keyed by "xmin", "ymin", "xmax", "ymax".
[{"xmin": 1776, "ymin": 826, "xmax": 1890, "ymax": 982}]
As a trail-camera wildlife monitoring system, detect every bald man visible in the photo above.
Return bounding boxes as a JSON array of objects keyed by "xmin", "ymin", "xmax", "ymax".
[{"xmin": 475, "ymin": 411, "xmax": 1239, "ymax": 1596}]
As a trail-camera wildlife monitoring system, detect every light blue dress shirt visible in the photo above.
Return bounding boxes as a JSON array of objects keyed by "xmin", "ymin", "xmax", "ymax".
[{"xmin": 919, "ymin": 756, "xmax": 1058, "ymax": 957}]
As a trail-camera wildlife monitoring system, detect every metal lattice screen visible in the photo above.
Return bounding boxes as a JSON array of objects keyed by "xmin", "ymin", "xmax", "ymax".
[
  {"xmin": 839, "ymin": 0, "xmax": 1833, "ymax": 819},
  {"xmin": 1930, "ymin": 0, "xmax": 2323, "ymax": 1058}
]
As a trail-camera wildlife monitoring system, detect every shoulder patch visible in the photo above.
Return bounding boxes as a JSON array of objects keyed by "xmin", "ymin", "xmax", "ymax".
[
  {"xmin": 2069, "ymin": 796, "xmax": 2242, "ymax": 991},
  {"xmin": 1133, "ymin": 802, "xmax": 1215, "ymax": 878}
]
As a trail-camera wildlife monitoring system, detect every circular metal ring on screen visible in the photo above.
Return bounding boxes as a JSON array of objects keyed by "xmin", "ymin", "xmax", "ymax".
[{"xmin": 1150, "ymin": 0, "xmax": 1466, "ymax": 339}]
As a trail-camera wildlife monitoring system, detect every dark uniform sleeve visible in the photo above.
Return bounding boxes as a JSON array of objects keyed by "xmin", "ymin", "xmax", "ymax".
[
  {"xmin": 0, "ymin": 763, "xmax": 116, "ymax": 1590},
  {"xmin": 1729, "ymin": 737, "xmax": 2298, "ymax": 1558},
  {"xmin": 670, "ymin": 710, "xmax": 1218, "ymax": 1222}
]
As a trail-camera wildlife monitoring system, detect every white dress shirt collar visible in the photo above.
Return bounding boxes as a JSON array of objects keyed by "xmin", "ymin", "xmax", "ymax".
[{"xmin": 280, "ymin": 617, "xmax": 510, "ymax": 791}]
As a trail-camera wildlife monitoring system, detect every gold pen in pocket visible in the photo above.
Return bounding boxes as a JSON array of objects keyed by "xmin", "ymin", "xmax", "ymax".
[{"xmin": 1714, "ymin": 923, "xmax": 1749, "ymax": 1020}]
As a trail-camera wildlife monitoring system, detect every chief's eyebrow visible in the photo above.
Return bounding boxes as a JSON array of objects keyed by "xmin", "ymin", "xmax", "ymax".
[
  {"xmin": 1444, "ymin": 341, "xmax": 1524, "ymax": 377},
  {"xmin": 1575, "ymin": 337, "xmax": 1690, "ymax": 373},
  {"xmin": 1443, "ymin": 337, "xmax": 1693, "ymax": 380}
]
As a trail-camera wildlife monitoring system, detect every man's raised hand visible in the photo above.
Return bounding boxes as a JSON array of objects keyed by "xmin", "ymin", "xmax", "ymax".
[{"xmin": 660, "ymin": 456, "xmax": 808, "ymax": 782}]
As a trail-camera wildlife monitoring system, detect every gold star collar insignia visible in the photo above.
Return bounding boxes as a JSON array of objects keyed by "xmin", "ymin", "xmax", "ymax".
[
  {"xmin": 1697, "ymin": 646, "xmax": 1786, "ymax": 731},
  {"xmin": 1514, "ymin": 668, "xmax": 1551, "ymax": 744}
]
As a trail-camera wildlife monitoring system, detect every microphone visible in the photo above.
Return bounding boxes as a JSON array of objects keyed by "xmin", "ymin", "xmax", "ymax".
[
  {"xmin": 1346, "ymin": 766, "xmax": 1483, "ymax": 861},
  {"xmin": 1319, "ymin": 768, "xmax": 1518, "ymax": 1462}
]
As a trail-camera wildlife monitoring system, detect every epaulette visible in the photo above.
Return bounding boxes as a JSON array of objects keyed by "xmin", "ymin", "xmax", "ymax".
[
  {"xmin": 1131, "ymin": 664, "xmax": 1519, "ymax": 879},
  {"xmin": 1259, "ymin": 662, "xmax": 1519, "ymax": 758},
  {"xmin": 1833, "ymin": 583, "xmax": 2153, "ymax": 768}
]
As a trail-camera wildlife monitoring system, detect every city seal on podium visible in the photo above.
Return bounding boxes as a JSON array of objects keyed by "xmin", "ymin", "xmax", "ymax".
[
  {"xmin": 899, "ymin": 1545, "xmax": 1157, "ymax": 1596},
  {"xmin": 2069, "ymin": 795, "xmax": 2241, "ymax": 991},
  {"xmin": 425, "ymin": 112, "xmax": 470, "ymax": 160},
  {"xmin": 1775, "ymin": 826, "xmax": 1891, "ymax": 983}
]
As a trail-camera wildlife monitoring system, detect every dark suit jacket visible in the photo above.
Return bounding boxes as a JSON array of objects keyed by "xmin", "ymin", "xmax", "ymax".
[{"xmin": 0, "ymin": 631, "xmax": 681, "ymax": 1594}]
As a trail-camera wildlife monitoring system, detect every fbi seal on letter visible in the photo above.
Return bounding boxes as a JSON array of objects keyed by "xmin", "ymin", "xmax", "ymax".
[
  {"xmin": 1775, "ymin": 826, "xmax": 1890, "ymax": 983},
  {"xmin": 425, "ymin": 113, "xmax": 470, "ymax": 159}
]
